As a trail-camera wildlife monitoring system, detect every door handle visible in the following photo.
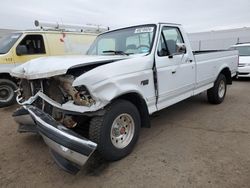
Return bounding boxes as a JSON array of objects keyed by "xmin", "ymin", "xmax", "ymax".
[{"xmin": 172, "ymin": 70, "xmax": 176, "ymax": 74}]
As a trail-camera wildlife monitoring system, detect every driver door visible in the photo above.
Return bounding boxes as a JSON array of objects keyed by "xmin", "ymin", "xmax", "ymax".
[{"xmin": 155, "ymin": 25, "xmax": 195, "ymax": 110}]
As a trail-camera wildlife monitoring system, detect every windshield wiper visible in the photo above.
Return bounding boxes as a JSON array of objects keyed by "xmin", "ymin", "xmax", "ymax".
[{"xmin": 102, "ymin": 50, "xmax": 131, "ymax": 56}]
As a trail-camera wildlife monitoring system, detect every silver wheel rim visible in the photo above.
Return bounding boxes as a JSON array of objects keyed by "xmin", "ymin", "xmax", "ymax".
[
  {"xmin": 110, "ymin": 113, "xmax": 135, "ymax": 149},
  {"xmin": 218, "ymin": 80, "xmax": 226, "ymax": 98},
  {"xmin": 0, "ymin": 85, "xmax": 14, "ymax": 103}
]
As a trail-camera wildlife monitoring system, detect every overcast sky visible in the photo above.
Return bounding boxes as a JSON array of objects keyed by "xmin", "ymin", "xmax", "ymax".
[{"xmin": 1, "ymin": 0, "xmax": 250, "ymax": 33}]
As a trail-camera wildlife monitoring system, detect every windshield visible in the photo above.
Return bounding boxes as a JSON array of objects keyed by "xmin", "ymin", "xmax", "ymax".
[
  {"xmin": 232, "ymin": 46, "xmax": 250, "ymax": 56},
  {"xmin": 0, "ymin": 33, "xmax": 21, "ymax": 54},
  {"xmin": 87, "ymin": 24, "xmax": 156, "ymax": 55}
]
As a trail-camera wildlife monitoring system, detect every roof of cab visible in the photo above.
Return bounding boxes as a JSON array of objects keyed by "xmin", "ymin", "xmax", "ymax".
[
  {"xmin": 96, "ymin": 22, "xmax": 182, "ymax": 36},
  {"xmin": 158, "ymin": 22, "xmax": 181, "ymax": 26}
]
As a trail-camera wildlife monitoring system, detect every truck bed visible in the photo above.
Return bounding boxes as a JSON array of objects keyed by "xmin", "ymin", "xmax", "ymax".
[{"xmin": 193, "ymin": 50, "xmax": 238, "ymax": 89}]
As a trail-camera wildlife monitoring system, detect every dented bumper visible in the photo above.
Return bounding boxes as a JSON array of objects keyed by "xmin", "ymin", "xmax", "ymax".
[{"xmin": 24, "ymin": 105, "xmax": 97, "ymax": 174}]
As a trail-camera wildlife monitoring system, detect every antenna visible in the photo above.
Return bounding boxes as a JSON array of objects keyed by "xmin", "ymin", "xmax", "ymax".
[{"xmin": 34, "ymin": 20, "xmax": 109, "ymax": 33}]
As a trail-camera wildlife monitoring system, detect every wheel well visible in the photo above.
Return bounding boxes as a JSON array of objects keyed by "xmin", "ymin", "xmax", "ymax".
[
  {"xmin": 0, "ymin": 73, "xmax": 17, "ymax": 84},
  {"xmin": 114, "ymin": 93, "xmax": 151, "ymax": 128},
  {"xmin": 220, "ymin": 68, "xmax": 232, "ymax": 85}
]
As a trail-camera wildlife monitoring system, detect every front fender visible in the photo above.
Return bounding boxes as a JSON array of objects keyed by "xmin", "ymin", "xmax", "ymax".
[
  {"xmin": 72, "ymin": 55, "xmax": 155, "ymax": 110},
  {"xmin": 91, "ymin": 78, "xmax": 146, "ymax": 104}
]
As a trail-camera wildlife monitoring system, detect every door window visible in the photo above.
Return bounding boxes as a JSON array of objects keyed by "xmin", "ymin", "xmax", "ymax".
[
  {"xmin": 17, "ymin": 35, "xmax": 46, "ymax": 55},
  {"xmin": 158, "ymin": 27, "xmax": 185, "ymax": 56}
]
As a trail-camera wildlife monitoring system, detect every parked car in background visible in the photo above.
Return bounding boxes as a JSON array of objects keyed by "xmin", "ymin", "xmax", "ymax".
[
  {"xmin": 230, "ymin": 43, "xmax": 250, "ymax": 78},
  {"xmin": 0, "ymin": 20, "xmax": 107, "ymax": 107},
  {"xmin": 11, "ymin": 22, "xmax": 238, "ymax": 174}
]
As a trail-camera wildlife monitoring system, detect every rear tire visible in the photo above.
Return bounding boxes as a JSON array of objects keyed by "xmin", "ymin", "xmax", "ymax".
[
  {"xmin": 207, "ymin": 74, "xmax": 227, "ymax": 104},
  {"xmin": 89, "ymin": 99, "xmax": 140, "ymax": 161},
  {"xmin": 0, "ymin": 79, "xmax": 17, "ymax": 108}
]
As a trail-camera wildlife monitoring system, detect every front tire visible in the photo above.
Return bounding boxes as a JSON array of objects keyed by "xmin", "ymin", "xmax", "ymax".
[
  {"xmin": 89, "ymin": 99, "xmax": 141, "ymax": 161},
  {"xmin": 0, "ymin": 79, "xmax": 17, "ymax": 108},
  {"xmin": 207, "ymin": 74, "xmax": 227, "ymax": 104}
]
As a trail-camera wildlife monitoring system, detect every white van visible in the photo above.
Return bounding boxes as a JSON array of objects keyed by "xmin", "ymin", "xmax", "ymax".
[
  {"xmin": 230, "ymin": 43, "xmax": 250, "ymax": 78},
  {"xmin": 0, "ymin": 20, "xmax": 108, "ymax": 107}
]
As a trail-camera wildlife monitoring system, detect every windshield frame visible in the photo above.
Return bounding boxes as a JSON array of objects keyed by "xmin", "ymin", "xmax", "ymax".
[
  {"xmin": 87, "ymin": 24, "xmax": 157, "ymax": 56},
  {"xmin": 0, "ymin": 32, "xmax": 22, "ymax": 54}
]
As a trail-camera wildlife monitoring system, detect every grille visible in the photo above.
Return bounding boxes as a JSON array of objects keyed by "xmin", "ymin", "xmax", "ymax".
[{"xmin": 19, "ymin": 78, "xmax": 67, "ymax": 119}]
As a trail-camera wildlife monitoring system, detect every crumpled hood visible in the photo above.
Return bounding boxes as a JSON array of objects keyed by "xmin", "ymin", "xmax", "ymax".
[{"xmin": 11, "ymin": 55, "xmax": 128, "ymax": 79}]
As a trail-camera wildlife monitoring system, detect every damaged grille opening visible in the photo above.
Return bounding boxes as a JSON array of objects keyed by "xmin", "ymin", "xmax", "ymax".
[
  {"xmin": 19, "ymin": 74, "xmax": 95, "ymax": 108},
  {"xmin": 18, "ymin": 74, "xmax": 94, "ymax": 135},
  {"xmin": 18, "ymin": 79, "xmax": 44, "ymax": 109}
]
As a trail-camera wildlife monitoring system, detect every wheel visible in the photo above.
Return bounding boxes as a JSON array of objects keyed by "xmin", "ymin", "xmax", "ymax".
[
  {"xmin": 0, "ymin": 79, "xmax": 17, "ymax": 108},
  {"xmin": 207, "ymin": 74, "xmax": 227, "ymax": 104},
  {"xmin": 89, "ymin": 99, "xmax": 141, "ymax": 161}
]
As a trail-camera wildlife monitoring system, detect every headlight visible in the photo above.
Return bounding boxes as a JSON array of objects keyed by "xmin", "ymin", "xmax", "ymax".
[{"xmin": 74, "ymin": 86, "xmax": 95, "ymax": 106}]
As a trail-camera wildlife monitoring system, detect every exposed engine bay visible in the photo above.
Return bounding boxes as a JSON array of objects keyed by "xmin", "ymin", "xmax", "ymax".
[{"xmin": 17, "ymin": 74, "xmax": 95, "ymax": 129}]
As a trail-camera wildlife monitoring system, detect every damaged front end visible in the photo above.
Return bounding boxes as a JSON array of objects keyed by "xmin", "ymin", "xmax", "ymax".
[
  {"xmin": 14, "ymin": 74, "xmax": 101, "ymax": 126},
  {"xmin": 26, "ymin": 105, "xmax": 97, "ymax": 174},
  {"xmin": 13, "ymin": 74, "xmax": 103, "ymax": 174}
]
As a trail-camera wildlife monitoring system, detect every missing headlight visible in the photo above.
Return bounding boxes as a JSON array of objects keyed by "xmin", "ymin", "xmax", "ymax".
[
  {"xmin": 53, "ymin": 75, "xmax": 95, "ymax": 107},
  {"xmin": 74, "ymin": 86, "xmax": 95, "ymax": 106}
]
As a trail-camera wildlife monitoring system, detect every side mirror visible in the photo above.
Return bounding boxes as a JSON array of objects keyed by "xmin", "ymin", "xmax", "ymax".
[
  {"xmin": 176, "ymin": 43, "xmax": 187, "ymax": 54},
  {"xmin": 16, "ymin": 45, "xmax": 28, "ymax": 56}
]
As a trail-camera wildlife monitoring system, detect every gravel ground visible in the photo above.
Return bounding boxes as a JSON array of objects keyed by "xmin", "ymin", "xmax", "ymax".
[{"xmin": 0, "ymin": 80, "xmax": 250, "ymax": 188}]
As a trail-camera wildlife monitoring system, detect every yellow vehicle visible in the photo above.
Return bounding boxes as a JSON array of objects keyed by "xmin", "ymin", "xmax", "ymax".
[{"xmin": 0, "ymin": 20, "xmax": 107, "ymax": 107}]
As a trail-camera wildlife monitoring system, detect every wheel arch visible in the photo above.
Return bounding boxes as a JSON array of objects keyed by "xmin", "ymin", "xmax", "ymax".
[
  {"xmin": 0, "ymin": 73, "xmax": 18, "ymax": 83},
  {"xmin": 112, "ymin": 92, "xmax": 151, "ymax": 128},
  {"xmin": 218, "ymin": 67, "xmax": 232, "ymax": 85}
]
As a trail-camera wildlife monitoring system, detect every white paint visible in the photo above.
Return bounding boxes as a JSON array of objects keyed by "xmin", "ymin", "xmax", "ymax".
[
  {"xmin": 13, "ymin": 23, "xmax": 239, "ymax": 115},
  {"xmin": 73, "ymin": 55, "xmax": 156, "ymax": 113},
  {"xmin": 11, "ymin": 55, "xmax": 130, "ymax": 79},
  {"xmin": 231, "ymin": 43, "xmax": 250, "ymax": 77}
]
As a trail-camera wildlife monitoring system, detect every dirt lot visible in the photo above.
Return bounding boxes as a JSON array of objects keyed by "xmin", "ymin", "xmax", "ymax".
[{"xmin": 0, "ymin": 80, "xmax": 250, "ymax": 188}]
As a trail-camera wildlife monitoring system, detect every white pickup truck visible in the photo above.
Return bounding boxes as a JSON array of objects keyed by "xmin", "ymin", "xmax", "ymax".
[{"xmin": 11, "ymin": 23, "xmax": 238, "ymax": 174}]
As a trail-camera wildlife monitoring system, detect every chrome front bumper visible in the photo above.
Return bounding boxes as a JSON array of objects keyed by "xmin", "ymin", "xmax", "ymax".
[
  {"xmin": 24, "ymin": 105, "xmax": 97, "ymax": 174},
  {"xmin": 13, "ymin": 90, "xmax": 98, "ymax": 133}
]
